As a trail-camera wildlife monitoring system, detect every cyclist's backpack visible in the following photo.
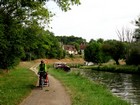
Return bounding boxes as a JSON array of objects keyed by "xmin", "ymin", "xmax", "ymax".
[{"xmin": 39, "ymin": 63, "xmax": 45, "ymax": 71}]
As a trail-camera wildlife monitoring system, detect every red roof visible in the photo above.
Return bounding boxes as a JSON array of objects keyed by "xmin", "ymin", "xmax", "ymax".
[
  {"xmin": 64, "ymin": 45, "xmax": 77, "ymax": 51},
  {"xmin": 80, "ymin": 44, "xmax": 86, "ymax": 50}
]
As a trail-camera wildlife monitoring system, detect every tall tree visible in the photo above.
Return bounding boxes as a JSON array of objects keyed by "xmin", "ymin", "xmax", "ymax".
[
  {"xmin": 102, "ymin": 40, "xmax": 126, "ymax": 65},
  {"xmin": 0, "ymin": 0, "xmax": 81, "ymax": 69},
  {"xmin": 116, "ymin": 27, "xmax": 134, "ymax": 43},
  {"xmin": 125, "ymin": 42, "xmax": 140, "ymax": 65},
  {"xmin": 84, "ymin": 40, "xmax": 110, "ymax": 64},
  {"xmin": 84, "ymin": 42, "xmax": 102, "ymax": 64},
  {"xmin": 0, "ymin": 14, "xmax": 24, "ymax": 69}
]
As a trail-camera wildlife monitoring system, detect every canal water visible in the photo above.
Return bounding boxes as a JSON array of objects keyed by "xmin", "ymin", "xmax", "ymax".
[{"xmin": 81, "ymin": 69, "xmax": 140, "ymax": 105}]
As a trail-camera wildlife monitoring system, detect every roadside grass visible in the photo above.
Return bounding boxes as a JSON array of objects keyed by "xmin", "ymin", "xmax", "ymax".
[
  {"xmin": 0, "ymin": 62, "xmax": 37, "ymax": 105},
  {"xmin": 49, "ymin": 68, "xmax": 130, "ymax": 105}
]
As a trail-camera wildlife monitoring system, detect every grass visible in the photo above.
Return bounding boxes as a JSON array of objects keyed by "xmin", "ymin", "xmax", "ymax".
[
  {"xmin": 48, "ymin": 68, "xmax": 130, "ymax": 105},
  {"xmin": 81, "ymin": 65, "xmax": 140, "ymax": 74},
  {"xmin": 0, "ymin": 60, "xmax": 131, "ymax": 105},
  {"xmin": 0, "ymin": 62, "xmax": 37, "ymax": 105}
]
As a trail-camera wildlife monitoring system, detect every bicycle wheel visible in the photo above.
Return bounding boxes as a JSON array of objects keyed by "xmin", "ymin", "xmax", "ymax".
[{"xmin": 41, "ymin": 77, "xmax": 44, "ymax": 89}]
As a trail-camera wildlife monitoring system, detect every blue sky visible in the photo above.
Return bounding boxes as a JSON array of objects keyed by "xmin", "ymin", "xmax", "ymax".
[{"xmin": 46, "ymin": 0, "xmax": 140, "ymax": 42}]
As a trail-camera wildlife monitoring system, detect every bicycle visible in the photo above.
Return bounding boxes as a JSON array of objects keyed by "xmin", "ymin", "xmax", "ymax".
[
  {"xmin": 38, "ymin": 71, "xmax": 45, "ymax": 89},
  {"xmin": 40, "ymin": 75, "xmax": 44, "ymax": 89}
]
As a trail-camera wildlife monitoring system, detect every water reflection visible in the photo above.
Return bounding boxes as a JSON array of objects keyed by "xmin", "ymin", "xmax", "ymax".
[{"xmin": 83, "ymin": 69, "xmax": 140, "ymax": 105}]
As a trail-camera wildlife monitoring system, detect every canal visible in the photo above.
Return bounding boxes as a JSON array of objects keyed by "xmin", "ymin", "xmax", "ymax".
[{"xmin": 80, "ymin": 69, "xmax": 140, "ymax": 105}]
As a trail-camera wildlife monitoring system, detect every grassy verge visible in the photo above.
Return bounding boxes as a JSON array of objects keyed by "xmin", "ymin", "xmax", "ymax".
[
  {"xmin": 49, "ymin": 68, "xmax": 130, "ymax": 105},
  {"xmin": 0, "ymin": 62, "xmax": 37, "ymax": 105},
  {"xmin": 81, "ymin": 65, "xmax": 140, "ymax": 74}
]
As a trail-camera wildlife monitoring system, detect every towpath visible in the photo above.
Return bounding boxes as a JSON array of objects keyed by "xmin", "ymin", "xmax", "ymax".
[{"xmin": 20, "ymin": 62, "xmax": 71, "ymax": 105}]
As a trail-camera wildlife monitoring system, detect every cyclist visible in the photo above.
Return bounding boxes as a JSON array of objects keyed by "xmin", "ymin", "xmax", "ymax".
[{"xmin": 38, "ymin": 60, "xmax": 47, "ymax": 86}]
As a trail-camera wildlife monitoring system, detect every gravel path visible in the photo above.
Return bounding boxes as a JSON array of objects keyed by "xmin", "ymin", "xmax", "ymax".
[{"xmin": 20, "ymin": 63, "xmax": 71, "ymax": 105}]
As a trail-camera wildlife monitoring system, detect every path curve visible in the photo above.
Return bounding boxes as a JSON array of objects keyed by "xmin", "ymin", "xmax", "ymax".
[{"xmin": 20, "ymin": 63, "xmax": 71, "ymax": 105}]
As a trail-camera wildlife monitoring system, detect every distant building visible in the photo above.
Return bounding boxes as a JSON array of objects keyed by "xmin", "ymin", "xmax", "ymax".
[
  {"xmin": 63, "ymin": 45, "xmax": 78, "ymax": 55},
  {"xmin": 80, "ymin": 43, "xmax": 86, "ymax": 54}
]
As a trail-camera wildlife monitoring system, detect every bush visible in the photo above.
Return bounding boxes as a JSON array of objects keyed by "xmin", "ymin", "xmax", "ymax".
[
  {"xmin": 126, "ymin": 43, "xmax": 140, "ymax": 65},
  {"xmin": 101, "ymin": 65, "xmax": 116, "ymax": 71}
]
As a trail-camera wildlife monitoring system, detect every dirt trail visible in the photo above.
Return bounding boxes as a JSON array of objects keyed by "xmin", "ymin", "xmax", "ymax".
[{"xmin": 20, "ymin": 63, "xmax": 71, "ymax": 105}]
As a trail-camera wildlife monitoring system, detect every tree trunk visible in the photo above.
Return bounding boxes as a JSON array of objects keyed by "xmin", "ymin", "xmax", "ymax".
[{"xmin": 115, "ymin": 60, "xmax": 119, "ymax": 65}]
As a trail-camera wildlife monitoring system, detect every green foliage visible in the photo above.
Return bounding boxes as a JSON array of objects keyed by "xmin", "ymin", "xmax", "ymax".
[
  {"xmin": 102, "ymin": 40, "xmax": 126, "ymax": 65},
  {"xmin": 88, "ymin": 65, "xmax": 140, "ymax": 74},
  {"xmin": 0, "ymin": 0, "xmax": 52, "ymax": 27},
  {"xmin": 126, "ymin": 43, "xmax": 140, "ymax": 65},
  {"xmin": 97, "ymin": 38, "xmax": 104, "ymax": 43},
  {"xmin": 84, "ymin": 42, "xmax": 101, "ymax": 63},
  {"xmin": 56, "ymin": 35, "xmax": 86, "ymax": 44},
  {"xmin": 44, "ymin": 31, "xmax": 65, "ymax": 59},
  {"xmin": 0, "ymin": 64, "xmax": 37, "ymax": 105},
  {"xmin": 21, "ymin": 24, "xmax": 64, "ymax": 60},
  {"xmin": 0, "ymin": 0, "xmax": 80, "ymax": 69},
  {"xmin": 52, "ymin": 0, "xmax": 81, "ymax": 11},
  {"xmin": 49, "ymin": 68, "xmax": 129, "ymax": 105},
  {"xmin": 0, "ymin": 14, "xmax": 24, "ymax": 69},
  {"xmin": 84, "ymin": 41, "xmax": 110, "ymax": 64}
]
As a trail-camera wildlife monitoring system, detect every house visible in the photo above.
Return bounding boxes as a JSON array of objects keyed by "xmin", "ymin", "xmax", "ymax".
[
  {"xmin": 63, "ymin": 45, "xmax": 78, "ymax": 55},
  {"xmin": 80, "ymin": 43, "xmax": 86, "ymax": 54}
]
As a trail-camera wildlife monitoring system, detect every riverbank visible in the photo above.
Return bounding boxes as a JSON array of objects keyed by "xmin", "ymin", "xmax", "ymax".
[
  {"xmin": 49, "ymin": 68, "xmax": 130, "ymax": 105},
  {"xmin": 81, "ymin": 65, "xmax": 140, "ymax": 74}
]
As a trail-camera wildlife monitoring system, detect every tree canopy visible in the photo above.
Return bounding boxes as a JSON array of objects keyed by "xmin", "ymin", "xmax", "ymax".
[
  {"xmin": 0, "ymin": 0, "xmax": 81, "ymax": 69},
  {"xmin": 84, "ymin": 39, "xmax": 126, "ymax": 65},
  {"xmin": 56, "ymin": 35, "xmax": 86, "ymax": 45},
  {"xmin": 102, "ymin": 40, "xmax": 126, "ymax": 65},
  {"xmin": 84, "ymin": 41, "xmax": 102, "ymax": 64}
]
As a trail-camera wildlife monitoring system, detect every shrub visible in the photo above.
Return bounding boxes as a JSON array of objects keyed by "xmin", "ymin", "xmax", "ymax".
[{"xmin": 126, "ymin": 43, "xmax": 140, "ymax": 65}]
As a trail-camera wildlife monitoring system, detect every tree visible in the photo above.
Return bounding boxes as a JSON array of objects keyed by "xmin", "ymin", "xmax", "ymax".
[
  {"xmin": 0, "ymin": 0, "xmax": 81, "ymax": 69},
  {"xmin": 0, "ymin": 15, "xmax": 24, "ymax": 69},
  {"xmin": 89, "ymin": 39, "xmax": 96, "ymax": 43},
  {"xmin": 134, "ymin": 18, "xmax": 140, "ymax": 42},
  {"xmin": 21, "ymin": 24, "xmax": 64, "ymax": 60},
  {"xmin": 84, "ymin": 40, "xmax": 111, "ymax": 64},
  {"xmin": 45, "ymin": 31, "xmax": 64, "ymax": 59},
  {"xmin": 126, "ymin": 42, "xmax": 140, "ymax": 65},
  {"xmin": 56, "ymin": 35, "xmax": 86, "ymax": 45},
  {"xmin": 0, "ymin": 0, "xmax": 81, "ymax": 26},
  {"xmin": 124, "ymin": 16, "xmax": 140, "ymax": 65},
  {"xmin": 84, "ymin": 42, "xmax": 102, "ymax": 64},
  {"xmin": 102, "ymin": 40, "xmax": 126, "ymax": 65},
  {"xmin": 97, "ymin": 38, "xmax": 104, "ymax": 43},
  {"xmin": 116, "ymin": 27, "xmax": 134, "ymax": 43},
  {"xmin": 21, "ymin": 22, "xmax": 46, "ymax": 60}
]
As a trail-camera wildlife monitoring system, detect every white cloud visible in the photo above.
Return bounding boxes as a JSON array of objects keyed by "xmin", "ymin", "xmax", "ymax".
[{"xmin": 47, "ymin": 0, "xmax": 140, "ymax": 42}]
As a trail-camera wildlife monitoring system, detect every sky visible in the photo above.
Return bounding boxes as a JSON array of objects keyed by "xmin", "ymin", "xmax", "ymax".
[{"xmin": 46, "ymin": 0, "xmax": 140, "ymax": 42}]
